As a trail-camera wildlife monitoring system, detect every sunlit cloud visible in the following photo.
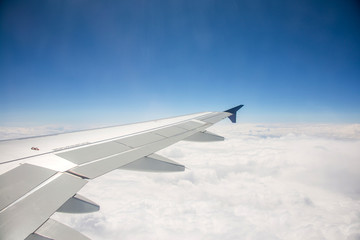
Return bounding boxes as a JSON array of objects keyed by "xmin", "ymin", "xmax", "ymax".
[
  {"xmin": 46, "ymin": 123, "xmax": 360, "ymax": 240},
  {"xmin": 0, "ymin": 125, "xmax": 73, "ymax": 140}
]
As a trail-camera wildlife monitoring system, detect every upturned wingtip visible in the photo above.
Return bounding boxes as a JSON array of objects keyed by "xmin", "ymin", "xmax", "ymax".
[{"xmin": 224, "ymin": 105, "xmax": 244, "ymax": 123}]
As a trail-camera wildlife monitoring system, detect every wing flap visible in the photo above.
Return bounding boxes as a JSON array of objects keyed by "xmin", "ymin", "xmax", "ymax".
[
  {"xmin": 0, "ymin": 164, "xmax": 56, "ymax": 211},
  {"xmin": 56, "ymin": 141, "xmax": 130, "ymax": 165},
  {"xmin": 26, "ymin": 218, "xmax": 90, "ymax": 240},
  {"xmin": 0, "ymin": 172, "xmax": 87, "ymax": 240},
  {"xmin": 25, "ymin": 234, "xmax": 51, "ymax": 240}
]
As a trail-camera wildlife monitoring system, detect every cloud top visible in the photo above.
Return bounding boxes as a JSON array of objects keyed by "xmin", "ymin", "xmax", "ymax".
[
  {"xmin": 50, "ymin": 123, "xmax": 360, "ymax": 239},
  {"xmin": 1, "ymin": 123, "xmax": 359, "ymax": 239}
]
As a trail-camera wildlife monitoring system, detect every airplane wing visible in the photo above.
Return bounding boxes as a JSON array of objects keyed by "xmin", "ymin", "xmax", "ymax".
[{"xmin": 0, "ymin": 105, "xmax": 243, "ymax": 240}]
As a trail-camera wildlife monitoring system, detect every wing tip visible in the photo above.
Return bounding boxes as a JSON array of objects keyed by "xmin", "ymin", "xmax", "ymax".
[{"xmin": 224, "ymin": 104, "xmax": 244, "ymax": 123}]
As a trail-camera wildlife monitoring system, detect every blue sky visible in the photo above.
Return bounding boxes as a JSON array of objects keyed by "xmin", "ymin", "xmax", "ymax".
[{"xmin": 1, "ymin": 0, "xmax": 359, "ymax": 126}]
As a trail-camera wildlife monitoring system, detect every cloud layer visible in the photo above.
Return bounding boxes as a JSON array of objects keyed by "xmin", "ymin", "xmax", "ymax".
[
  {"xmin": 0, "ymin": 125, "xmax": 77, "ymax": 140},
  {"xmin": 2, "ymin": 123, "xmax": 359, "ymax": 239},
  {"xmin": 49, "ymin": 123, "xmax": 360, "ymax": 240}
]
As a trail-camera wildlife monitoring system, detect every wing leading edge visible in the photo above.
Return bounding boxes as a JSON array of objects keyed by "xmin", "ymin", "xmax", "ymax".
[{"xmin": 0, "ymin": 105, "xmax": 243, "ymax": 240}]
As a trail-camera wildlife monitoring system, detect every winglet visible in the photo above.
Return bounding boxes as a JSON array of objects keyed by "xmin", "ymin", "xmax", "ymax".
[{"xmin": 224, "ymin": 105, "xmax": 244, "ymax": 123}]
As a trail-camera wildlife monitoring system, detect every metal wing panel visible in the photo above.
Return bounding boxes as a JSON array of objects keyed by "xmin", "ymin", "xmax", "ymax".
[
  {"xmin": 0, "ymin": 173, "xmax": 87, "ymax": 240},
  {"xmin": 153, "ymin": 126, "xmax": 187, "ymax": 137},
  {"xmin": 24, "ymin": 234, "xmax": 51, "ymax": 240},
  {"xmin": 32, "ymin": 218, "xmax": 91, "ymax": 240},
  {"xmin": 68, "ymin": 122, "xmax": 209, "ymax": 179},
  {"xmin": 56, "ymin": 141, "xmax": 130, "ymax": 165},
  {"xmin": 198, "ymin": 112, "xmax": 231, "ymax": 124},
  {"xmin": 0, "ymin": 164, "xmax": 56, "ymax": 211},
  {"xmin": 0, "ymin": 112, "xmax": 210, "ymax": 165},
  {"xmin": 177, "ymin": 120, "xmax": 206, "ymax": 130},
  {"xmin": 116, "ymin": 132, "xmax": 165, "ymax": 148}
]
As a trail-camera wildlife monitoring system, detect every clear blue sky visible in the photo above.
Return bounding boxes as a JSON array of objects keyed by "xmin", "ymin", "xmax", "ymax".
[{"xmin": 1, "ymin": 0, "xmax": 359, "ymax": 126}]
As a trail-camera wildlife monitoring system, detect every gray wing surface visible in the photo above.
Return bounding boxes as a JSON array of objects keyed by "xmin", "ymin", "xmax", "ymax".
[{"xmin": 0, "ymin": 105, "xmax": 243, "ymax": 239}]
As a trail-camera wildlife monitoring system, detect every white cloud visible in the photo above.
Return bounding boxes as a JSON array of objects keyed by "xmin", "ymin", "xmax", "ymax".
[
  {"xmin": 0, "ymin": 125, "xmax": 76, "ymax": 140},
  {"xmin": 48, "ymin": 123, "xmax": 360, "ymax": 240},
  {"xmin": 3, "ymin": 122, "xmax": 360, "ymax": 239}
]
